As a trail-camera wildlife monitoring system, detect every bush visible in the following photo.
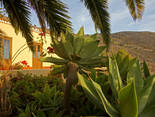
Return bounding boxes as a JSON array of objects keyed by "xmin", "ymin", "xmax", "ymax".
[{"xmin": 9, "ymin": 73, "xmax": 106, "ymax": 117}]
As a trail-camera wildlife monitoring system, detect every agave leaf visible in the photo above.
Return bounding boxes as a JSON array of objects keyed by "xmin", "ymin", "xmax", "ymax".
[
  {"xmin": 108, "ymin": 57, "xmax": 123, "ymax": 99},
  {"xmin": 50, "ymin": 65, "xmax": 67, "ymax": 75},
  {"xmin": 78, "ymin": 73, "xmax": 120, "ymax": 117},
  {"xmin": 40, "ymin": 57, "xmax": 68, "ymax": 65},
  {"xmin": 139, "ymin": 105, "xmax": 155, "ymax": 117},
  {"xmin": 61, "ymin": 34, "xmax": 73, "ymax": 60},
  {"xmin": 79, "ymin": 39, "xmax": 99, "ymax": 58},
  {"xmin": 78, "ymin": 56, "xmax": 104, "ymax": 65},
  {"xmin": 118, "ymin": 81, "xmax": 138, "ymax": 117},
  {"xmin": 89, "ymin": 46, "xmax": 106, "ymax": 58},
  {"xmin": 138, "ymin": 75, "xmax": 155, "ymax": 114},
  {"xmin": 65, "ymin": 30, "xmax": 74, "ymax": 45},
  {"xmin": 90, "ymin": 69, "xmax": 97, "ymax": 81},
  {"xmin": 73, "ymin": 36, "xmax": 84, "ymax": 55},
  {"xmin": 117, "ymin": 55, "xmax": 130, "ymax": 80},
  {"xmin": 143, "ymin": 61, "xmax": 151, "ymax": 78},
  {"xmin": 25, "ymin": 104, "xmax": 31, "ymax": 115},
  {"xmin": 36, "ymin": 111, "xmax": 46, "ymax": 117},
  {"xmin": 140, "ymin": 75, "xmax": 155, "ymax": 116},
  {"xmin": 52, "ymin": 40, "xmax": 69, "ymax": 59},
  {"xmin": 127, "ymin": 59, "xmax": 144, "ymax": 99},
  {"xmin": 76, "ymin": 26, "xmax": 84, "ymax": 37},
  {"xmin": 90, "ymin": 33, "xmax": 98, "ymax": 39}
]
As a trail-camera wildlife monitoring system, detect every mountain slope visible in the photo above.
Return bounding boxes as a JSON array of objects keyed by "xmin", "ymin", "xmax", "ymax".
[{"xmin": 110, "ymin": 31, "xmax": 155, "ymax": 73}]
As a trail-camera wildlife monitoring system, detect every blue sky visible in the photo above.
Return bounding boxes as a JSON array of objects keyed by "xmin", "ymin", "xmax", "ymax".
[{"xmin": 31, "ymin": 0, "xmax": 155, "ymax": 34}]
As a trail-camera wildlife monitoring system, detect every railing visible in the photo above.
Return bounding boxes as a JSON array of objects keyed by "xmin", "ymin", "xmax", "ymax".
[{"xmin": 0, "ymin": 69, "xmax": 51, "ymax": 77}]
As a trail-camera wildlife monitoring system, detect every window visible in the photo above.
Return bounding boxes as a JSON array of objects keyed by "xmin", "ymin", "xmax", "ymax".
[
  {"xmin": 4, "ymin": 39, "xmax": 10, "ymax": 59},
  {"xmin": 33, "ymin": 44, "xmax": 41, "ymax": 58},
  {"xmin": 0, "ymin": 39, "xmax": 2, "ymax": 59},
  {"xmin": 0, "ymin": 36, "xmax": 12, "ymax": 60},
  {"xmin": 38, "ymin": 45, "xmax": 40, "ymax": 58},
  {"xmin": 33, "ymin": 46, "xmax": 36, "ymax": 58}
]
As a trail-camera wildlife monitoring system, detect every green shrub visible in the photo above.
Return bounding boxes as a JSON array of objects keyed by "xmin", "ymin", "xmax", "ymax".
[
  {"xmin": 9, "ymin": 73, "xmax": 106, "ymax": 117},
  {"xmin": 79, "ymin": 52, "xmax": 155, "ymax": 117},
  {"xmin": 41, "ymin": 27, "xmax": 107, "ymax": 111},
  {"xmin": 9, "ymin": 73, "xmax": 64, "ymax": 117}
]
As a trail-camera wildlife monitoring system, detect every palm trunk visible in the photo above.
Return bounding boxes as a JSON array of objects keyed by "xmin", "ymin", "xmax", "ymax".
[{"xmin": 64, "ymin": 62, "xmax": 78, "ymax": 114}]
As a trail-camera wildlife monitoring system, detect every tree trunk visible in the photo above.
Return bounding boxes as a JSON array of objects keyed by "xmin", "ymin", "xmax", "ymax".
[{"xmin": 64, "ymin": 62, "xmax": 78, "ymax": 115}]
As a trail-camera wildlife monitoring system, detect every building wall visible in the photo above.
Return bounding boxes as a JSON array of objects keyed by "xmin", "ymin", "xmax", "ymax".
[{"xmin": 0, "ymin": 18, "xmax": 53, "ymax": 68}]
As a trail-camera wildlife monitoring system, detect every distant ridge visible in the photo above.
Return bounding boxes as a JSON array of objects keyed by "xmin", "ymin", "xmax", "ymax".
[{"xmin": 110, "ymin": 31, "xmax": 155, "ymax": 73}]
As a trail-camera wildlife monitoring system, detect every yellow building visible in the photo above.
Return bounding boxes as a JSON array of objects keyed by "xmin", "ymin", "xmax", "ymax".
[{"xmin": 0, "ymin": 17, "xmax": 52, "ymax": 69}]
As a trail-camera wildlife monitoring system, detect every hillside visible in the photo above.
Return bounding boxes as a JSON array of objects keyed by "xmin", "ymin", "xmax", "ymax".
[{"xmin": 109, "ymin": 31, "xmax": 155, "ymax": 73}]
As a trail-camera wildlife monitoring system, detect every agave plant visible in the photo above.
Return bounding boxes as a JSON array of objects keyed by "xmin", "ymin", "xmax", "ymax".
[
  {"xmin": 78, "ymin": 52, "xmax": 155, "ymax": 117},
  {"xmin": 41, "ymin": 27, "xmax": 107, "ymax": 112}
]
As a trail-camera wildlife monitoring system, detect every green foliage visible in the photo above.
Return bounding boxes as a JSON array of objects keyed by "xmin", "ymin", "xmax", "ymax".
[
  {"xmin": 143, "ymin": 61, "xmax": 151, "ymax": 78},
  {"xmin": 2, "ymin": 0, "xmax": 71, "ymax": 50},
  {"xmin": 9, "ymin": 73, "xmax": 107, "ymax": 117},
  {"xmin": 125, "ymin": 0, "xmax": 144, "ymax": 20},
  {"xmin": 81, "ymin": 0, "xmax": 110, "ymax": 48},
  {"xmin": 41, "ymin": 27, "xmax": 107, "ymax": 74},
  {"xmin": 79, "ymin": 52, "xmax": 155, "ymax": 117},
  {"xmin": 118, "ymin": 81, "xmax": 138, "ymax": 117},
  {"xmin": 41, "ymin": 27, "xmax": 107, "ymax": 111},
  {"xmin": 9, "ymin": 73, "xmax": 64, "ymax": 117},
  {"xmin": 109, "ymin": 57, "xmax": 123, "ymax": 99},
  {"xmin": 78, "ymin": 73, "xmax": 119, "ymax": 117},
  {"xmin": 115, "ymin": 50, "xmax": 132, "ymax": 81}
]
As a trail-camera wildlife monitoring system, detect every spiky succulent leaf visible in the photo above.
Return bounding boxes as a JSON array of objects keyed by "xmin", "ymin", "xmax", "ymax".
[
  {"xmin": 76, "ymin": 26, "xmax": 84, "ymax": 37},
  {"xmin": 61, "ymin": 34, "xmax": 73, "ymax": 60},
  {"xmin": 139, "ymin": 75, "xmax": 155, "ymax": 117},
  {"xmin": 73, "ymin": 36, "xmax": 84, "ymax": 55},
  {"xmin": 78, "ymin": 73, "xmax": 120, "ymax": 117},
  {"xmin": 65, "ymin": 29, "xmax": 74, "ymax": 45},
  {"xmin": 143, "ymin": 61, "xmax": 151, "ymax": 78},
  {"xmin": 108, "ymin": 57, "xmax": 123, "ymax": 99},
  {"xmin": 40, "ymin": 57, "xmax": 68, "ymax": 65},
  {"xmin": 78, "ymin": 56, "xmax": 106, "ymax": 69},
  {"xmin": 79, "ymin": 39, "xmax": 100, "ymax": 58},
  {"xmin": 118, "ymin": 81, "xmax": 138, "ymax": 117},
  {"xmin": 50, "ymin": 65, "xmax": 67, "ymax": 75},
  {"xmin": 139, "ymin": 106, "xmax": 155, "ymax": 117},
  {"xmin": 138, "ymin": 75, "xmax": 155, "ymax": 114},
  {"xmin": 52, "ymin": 40, "xmax": 70, "ymax": 59},
  {"xmin": 127, "ymin": 59, "xmax": 144, "ymax": 99}
]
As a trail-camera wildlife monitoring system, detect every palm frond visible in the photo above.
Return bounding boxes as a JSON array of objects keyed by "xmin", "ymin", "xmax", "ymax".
[
  {"xmin": 125, "ymin": 0, "xmax": 145, "ymax": 20},
  {"xmin": 81, "ymin": 0, "xmax": 110, "ymax": 49},
  {"xmin": 2, "ymin": 0, "xmax": 33, "ymax": 50},
  {"xmin": 31, "ymin": 0, "xmax": 72, "ymax": 37},
  {"xmin": 29, "ymin": 0, "xmax": 46, "ymax": 34}
]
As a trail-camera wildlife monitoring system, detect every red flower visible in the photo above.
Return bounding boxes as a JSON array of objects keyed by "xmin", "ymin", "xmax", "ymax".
[
  {"xmin": 39, "ymin": 32, "xmax": 45, "ymax": 36},
  {"xmin": 47, "ymin": 47, "xmax": 54, "ymax": 53},
  {"xmin": 21, "ymin": 60, "xmax": 28, "ymax": 65}
]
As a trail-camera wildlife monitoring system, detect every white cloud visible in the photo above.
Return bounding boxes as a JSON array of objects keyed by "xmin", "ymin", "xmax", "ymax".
[
  {"xmin": 110, "ymin": 9, "xmax": 130, "ymax": 23},
  {"xmin": 140, "ymin": 21, "xmax": 155, "ymax": 31},
  {"xmin": 76, "ymin": 8, "xmax": 90, "ymax": 24},
  {"xmin": 146, "ymin": 0, "xmax": 155, "ymax": 7}
]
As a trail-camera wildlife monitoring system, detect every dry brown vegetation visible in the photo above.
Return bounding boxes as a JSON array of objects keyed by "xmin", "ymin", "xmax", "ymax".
[{"xmin": 110, "ymin": 31, "xmax": 155, "ymax": 73}]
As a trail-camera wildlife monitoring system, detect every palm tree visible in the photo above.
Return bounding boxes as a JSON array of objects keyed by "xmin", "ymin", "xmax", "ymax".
[
  {"xmin": 0, "ymin": 0, "xmax": 71, "ymax": 50},
  {"xmin": 0, "ymin": 0, "xmax": 144, "ymax": 50},
  {"xmin": 80, "ymin": 0, "xmax": 145, "ymax": 48}
]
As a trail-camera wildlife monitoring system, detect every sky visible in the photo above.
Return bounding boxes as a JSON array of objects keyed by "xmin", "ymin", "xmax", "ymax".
[{"xmin": 31, "ymin": 0, "xmax": 155, "ymax": 34}]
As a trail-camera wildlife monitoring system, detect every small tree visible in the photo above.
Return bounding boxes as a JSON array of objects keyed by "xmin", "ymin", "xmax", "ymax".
[{"xmin": 41, "ymin": 27, "xmax": 107, "ymax": 113}]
